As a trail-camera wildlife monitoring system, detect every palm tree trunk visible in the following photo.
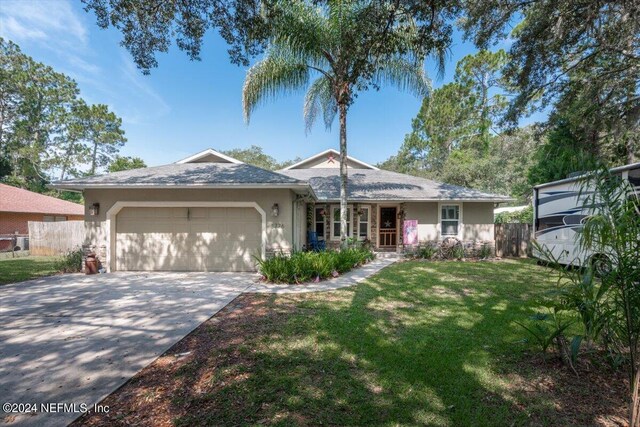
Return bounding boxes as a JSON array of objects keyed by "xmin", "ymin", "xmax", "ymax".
[{"xmin": 339, "ymin": 102, "xmax": 349, "ymax": 249}]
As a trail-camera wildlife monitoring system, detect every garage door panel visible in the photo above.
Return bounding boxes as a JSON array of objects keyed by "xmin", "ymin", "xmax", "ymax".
[
  {"xmin": 227, "ymin": 222, "xmax": 260, "ymax": 236},
  {"xmin": 119, "ymin": 255, "xmax": 189, "ymax": 271},
  {"xmin": 116, "ymin": 206, "xmax": 261, "ymax": 272},
  {"xmin": 207, "ymin": 208, "xmax": 227, "ymax": 218},
  {"xmin": 189, "ymin": 207, "xmax": 207, "ymax": 218}
]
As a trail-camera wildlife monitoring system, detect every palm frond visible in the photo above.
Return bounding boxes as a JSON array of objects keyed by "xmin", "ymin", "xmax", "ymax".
[
  {"xmin": 271, "ymin": 0, "xmax": 331, "ymax": 67},
  {"xmin": 373, "ymin": 58, "xmax": 431, "ymax": 98},
  {"xmin": 303, "ymin": 76, "xmax": 336, "ymax": 133},
  {"xmin": 242, "ymin": 51, "xmax": 310, "ymax": 123}
]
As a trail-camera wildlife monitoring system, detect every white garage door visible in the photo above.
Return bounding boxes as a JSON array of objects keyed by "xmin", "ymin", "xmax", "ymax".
[{"xmin": 115, "ymin": 207, "xmax": 262, "ymax": 272}]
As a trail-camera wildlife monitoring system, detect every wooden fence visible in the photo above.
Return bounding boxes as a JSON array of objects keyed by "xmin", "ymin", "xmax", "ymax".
[
  {"xmin": 28, "ymin": 221, "xmax": 84, "ymax": 256},
  {"xmin": 495, "ymin": 223, "xmax": 532, "ymax": 258}
]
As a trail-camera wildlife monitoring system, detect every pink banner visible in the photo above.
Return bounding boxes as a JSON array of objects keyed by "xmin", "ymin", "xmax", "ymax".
[{"xmin": 403, "ymin": 219, "xmax": 418, "ymax": 245}]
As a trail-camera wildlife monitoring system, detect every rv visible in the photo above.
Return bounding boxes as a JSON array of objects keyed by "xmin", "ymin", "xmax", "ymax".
[{"xmin": 532, "ymin": 162, "xmax": 640, "ymax": 273}]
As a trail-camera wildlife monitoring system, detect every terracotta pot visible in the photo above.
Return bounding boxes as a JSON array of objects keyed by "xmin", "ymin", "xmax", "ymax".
[{"xmin": 85, "ymin": 254, "xmax": 98, "ymax": 275}]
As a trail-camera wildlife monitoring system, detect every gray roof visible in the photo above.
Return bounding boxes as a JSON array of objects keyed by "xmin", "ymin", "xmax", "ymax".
[
  {"xmin": 51, "ymin": 159, "xmax": 512, "ymax": 202},
  {"xmin": 52, "ymin": 162, "xmax": 306, "ymax": 189},
  {"xmin": 279, "ymin": 168, "xmax": 513, "ymax": 202}
]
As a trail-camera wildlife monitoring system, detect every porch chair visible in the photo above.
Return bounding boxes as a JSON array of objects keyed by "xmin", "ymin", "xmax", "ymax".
[{"xmin": 307, "ymin": 231, "xmax": 326, "ymax": 251}]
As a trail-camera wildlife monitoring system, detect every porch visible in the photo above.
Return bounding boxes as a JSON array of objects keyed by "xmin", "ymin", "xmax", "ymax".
[{"xmin": 305, "ymin": 202, "xmax": 405, "ymax": 252}]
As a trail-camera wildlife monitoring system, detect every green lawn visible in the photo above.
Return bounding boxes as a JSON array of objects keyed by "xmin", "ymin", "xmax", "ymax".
[
  {"xmin": 76, "ymin": 258, "xmax": 625, "ymax": 427},
  {"xmin": 0, "ymin": 256, "xmax": 61, "ymax": 285}
]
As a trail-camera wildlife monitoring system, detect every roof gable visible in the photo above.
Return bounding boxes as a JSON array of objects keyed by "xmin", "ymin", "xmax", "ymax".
[
  {"xmin": 175, "ymin": 148, "xmax": 243, "ymax": 164},
  {"xmin": 282, "ymin": 149, "xmax": 379, "ymax": 170}
]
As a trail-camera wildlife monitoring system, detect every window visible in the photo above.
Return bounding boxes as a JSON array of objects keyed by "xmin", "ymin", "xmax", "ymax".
[
  {"xmin": 43, "ymin": 215, "xmax": 67, "ymax": 222},
  {"xmin": 332, "ymin": 206, "xmax": 351, "ymax": 239},
  {"xmin": 357, "ymin": 206, "xmax": 370, "ymax": 240},
  {"xmin": 314, "ymin": 207, "xmax": 325, "ymax": 239},
  {"xmin": 441, "ymin": 205, "xmax": 460, "ymax": 235}
]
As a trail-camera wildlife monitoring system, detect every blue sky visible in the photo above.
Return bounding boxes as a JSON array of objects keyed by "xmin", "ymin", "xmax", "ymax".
[{"xmin": 0, "ymin": 0, "xmax": 538, "ymax": 168}]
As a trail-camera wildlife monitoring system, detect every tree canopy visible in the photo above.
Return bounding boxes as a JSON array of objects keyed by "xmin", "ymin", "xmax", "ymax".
[
  {"xmin": 462, "ymin": 0, "xmax": 639, "ymax": 162},
  {"xmin": 222, "ymin": 145, "xmax": 297, "ymax": 171},
  {"xmin": 0, "ymin": 38, "xmax": 127, "ymax": 193},
  {"xmin": 107, "ymin": 155, "xmax": 146, "ymax": 172}
]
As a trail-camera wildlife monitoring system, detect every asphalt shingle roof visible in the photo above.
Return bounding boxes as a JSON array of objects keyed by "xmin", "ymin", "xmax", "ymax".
[
  {"xmin": 51, "ymin": 159, "xmax": 512, "ymax": 202},
  {"xmin": 53, "ymin": 163, "xmax": 304, "ymax": 187},
  {"xmin": 279, "ymin": 168, "xmax": 512, "ymax": 201},
  {"xmin": 0, "ymin": 183, "xmax": 84, "ymax": 215}
]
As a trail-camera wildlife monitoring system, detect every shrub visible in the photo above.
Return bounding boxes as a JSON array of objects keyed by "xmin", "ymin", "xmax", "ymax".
[
  {"xmin": 494, "ymin": 205, "xmax": 533, "ymax": 224},
  {"xmin": 255, "ymin": 247, "xmax": 375, "ymax": 284},
  {"xmin": 478, "ymin": 243, "xmax": 493, "ymax": 259},
  {"xmin": 415, "ymin": 244, "xmax": 437, "ymax": 260},
  {"xmin": 55, "ymin": 249, "xmax": 83, "ymax": 273}
]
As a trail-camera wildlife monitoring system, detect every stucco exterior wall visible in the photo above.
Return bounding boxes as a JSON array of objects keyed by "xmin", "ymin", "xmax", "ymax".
[
  {"xmin": 404, "ymin": 202, "xmax": 439, "ymax": 242},
  {"xmin": 83, "ymin": 188, "xmax": 297, "ymax": 265},
  {"xmin": 304, "ymin": 201, "xmax": 496, "ymax": 251},
  {"xmin": 462, "ymin": 202, "xmax": 495, "ymax": 241}
]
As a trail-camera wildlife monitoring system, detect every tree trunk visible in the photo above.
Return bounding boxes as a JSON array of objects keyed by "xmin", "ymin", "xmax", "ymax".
[
  {"xmin": 90, "ymin": 141, "xmax": 98, "ymax": 175},
  {"xmin": 632, "ymin": 368, "xmax": 639, "ymax": 427},
  {"xmin": 339, "ymin": 102, "xmax": 349, "ymax": 249}
]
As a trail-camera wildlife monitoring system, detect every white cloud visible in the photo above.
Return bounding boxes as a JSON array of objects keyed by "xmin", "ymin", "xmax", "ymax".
[
  {"xmin": 0, "ymin": 0, "xmax": 170, "ymax": 125},
  {"xmin": 113, "ymin": 54, "xmax": 171, "ymax": 124},
  {"xmin": 0, "ymin": 0, "xmax": 87, "ymax": 46},
  {"xmin": 0, "ymin": 15, "xmax": 47, "ymax": 40}
]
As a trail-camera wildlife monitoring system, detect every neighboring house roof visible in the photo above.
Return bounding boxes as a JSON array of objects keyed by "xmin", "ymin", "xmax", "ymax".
[
  {"xmin": 279, "ymin": 168, "xmax": 513, "ymax": 202},
  {"xmin": 0, "ymin": 183, "xmax": 84, "ymax": 215},
  {"xmin": 283, "ymin": 148, "xmax": 379, "ymax": 170},
  {"xmin": 52, "ymin": 162, "xmax": 309, "ymax": 190}
]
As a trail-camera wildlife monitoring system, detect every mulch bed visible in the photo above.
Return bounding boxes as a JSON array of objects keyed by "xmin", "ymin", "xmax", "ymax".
[
  {"xmin": 505, "ymin": 352, "xmax": 629, "ymax": 426},
  {"xmin": 71, "ymin": 293, "xmax": 279, "ymax": 427},
  {"xmin": 71, "ymin": 293, "xmax": 630, "ymax": 427}
]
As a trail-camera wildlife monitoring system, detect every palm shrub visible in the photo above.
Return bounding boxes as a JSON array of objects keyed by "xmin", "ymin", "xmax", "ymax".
[
  {"xmin": 579, "ymin": 168, "xmax": 640, "ymax": 426},
  {"xmin": 415, "ymin": 243, "xmax": 437, "ymax": 260},
  {"xmin": 55, "ymin": 249, "xmax": 84, "ymax": 273},
  {"xmin": 255, "ymin": 248, "xmax": 375, "ymax": 284},
  {"xmin": 243, "ymin": 0, "xmax": 432, "ymax": 249}
]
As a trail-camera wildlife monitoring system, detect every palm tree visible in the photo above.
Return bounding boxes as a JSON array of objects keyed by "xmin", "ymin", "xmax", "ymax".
[{"xmin": 243, "ymin": 1, "xmax": 431, "ymax": 248}]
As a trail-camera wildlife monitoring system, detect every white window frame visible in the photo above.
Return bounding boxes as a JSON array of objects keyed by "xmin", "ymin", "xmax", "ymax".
[
  {"xmin": 330, "ymin": 205, "xmax": 353, "ymax": 241},
  {"xmin": 438, "ymin": 203, "xmax": 463, "ymax": 239},
  {"xmin": 356, "ymin": 205, "xmax": 371, "ymax": 240},
  {"xmin": 312, "ymin": 206, "xmax": 326, "ymax": 240}
]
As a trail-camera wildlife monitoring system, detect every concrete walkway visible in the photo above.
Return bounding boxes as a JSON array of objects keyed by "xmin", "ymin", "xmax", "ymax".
[{"xmin": 246, "ymin": 256, "xmax": 398, "ymax": 294}]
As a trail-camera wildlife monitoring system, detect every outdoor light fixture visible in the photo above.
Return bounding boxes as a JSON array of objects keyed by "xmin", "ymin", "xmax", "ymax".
[
  {"xmin": 89, "ymin": 203, "xmax": 100, "ymax": 216},
  {"xmin": 271, "ymin": 203, "xmax": 279, "ymax": 217}
]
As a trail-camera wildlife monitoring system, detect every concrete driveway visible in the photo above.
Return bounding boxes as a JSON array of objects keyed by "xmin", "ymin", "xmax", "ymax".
[{"xmin": 0, "ymin": 272, "xmax": 254, "ymax": 427}]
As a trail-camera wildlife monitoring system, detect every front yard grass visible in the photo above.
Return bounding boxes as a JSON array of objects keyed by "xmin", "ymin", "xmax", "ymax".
[
  {"xmin": 75, "ymin": 259, "xmax": 627, "ymax": 426},
  {"xmin": 0, "ymin": 256, "xmax": 61, "ymax": 285}
]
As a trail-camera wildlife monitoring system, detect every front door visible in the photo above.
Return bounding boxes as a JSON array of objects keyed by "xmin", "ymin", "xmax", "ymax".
[{"xmin": 379, "ymin": 207, "xmax": 397, "ymax": 248}]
